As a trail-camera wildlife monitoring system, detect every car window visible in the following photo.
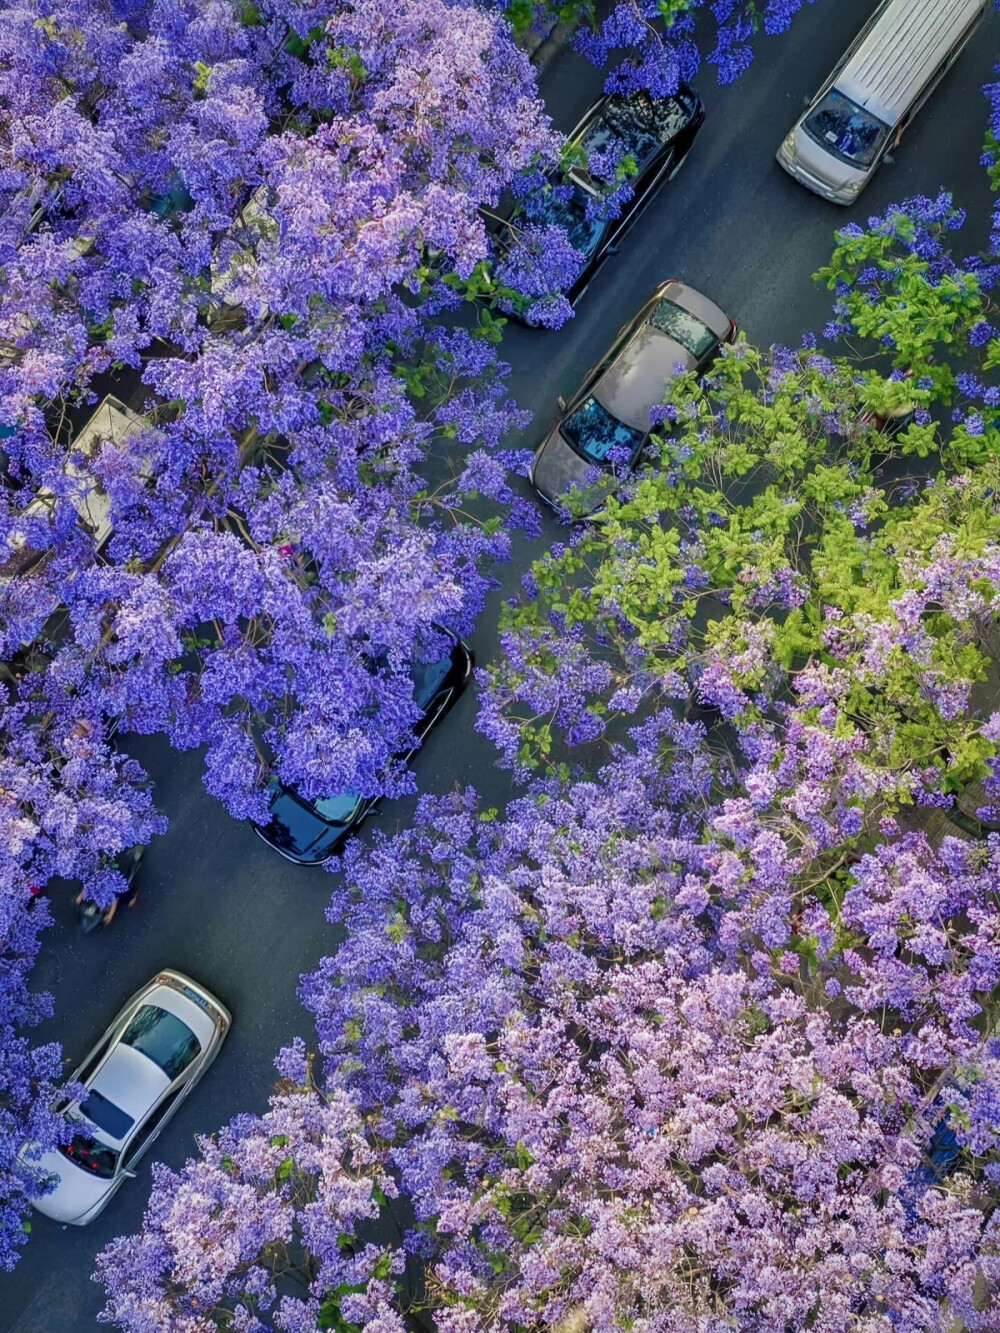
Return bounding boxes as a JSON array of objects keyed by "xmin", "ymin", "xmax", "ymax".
[
  {"xmin": 123, "ymin": 1088, "xmax": 184, "ymax": 1168},
  {"xmin": 121, "ymin": 1004, "xmax": 201, "ymax": 1080},
  {"xmin": 411, "ymin": 655, "xmax": 452, "ymax": 710},
  {"xmin": 312, "ymin": 792, "xmax": 363, "ymax": 823},
  {"xmin": 649, "ymin": 299, "xmax": 717, "ymax": 359},
  {"xmin": 518, "ymin": 179, "xmax": 606, "ymax": 259},
  {"xmin": 58, "ymin": 1128, "xmax": 119, "ymax": 1179},
  {"xmin": 78, "ymin": 1087, "xmax": 135, "ymax": 1142},
  {"xmin": 562, "ymin": 397, "xmax": 645, "ymax": 465},
  {"xmin": 802, "ymin": 89, "xmax": 888, "ymax": 168},
  {"xmin": 580, "ymin": 92, "xmax": 691, "ymax": 167}
]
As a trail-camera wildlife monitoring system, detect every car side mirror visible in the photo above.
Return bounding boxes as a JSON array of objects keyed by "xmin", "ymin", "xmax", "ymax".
[
  {"xmin": 121, "ymin": 1168, "xmax": 137, "ymax": 1179},
  {"xmin": 556, "ymin": 395, "xmax": 567, "ymax": 412},
  {"xmin": 882, "ymin": 153, "xmax": 895, "ymax": 165},
  {"xmin": 604, "ymin": 244, "xmax": 620, "ymax": 257},
  {"xmin": 801, "ymin": 94, "xmax": 811, "ymax": 107}
]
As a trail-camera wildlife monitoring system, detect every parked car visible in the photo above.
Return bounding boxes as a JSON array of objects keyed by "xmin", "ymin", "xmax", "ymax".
[
  {"xmin": 253, "ymin": 633, "xmax": 474, "ymax": 865},
  {"xmin": 529, "ymin": 279, "xmax": 736, "ymax": 514},
  {"xmin": 20, "ymin": 970, "xmax": 230, "ymax": 1226},
  {"xmin": 776, "ymin": 0, "xmax": 988, "ymax": 205},
  {"xmin": 489, "ymin": 86, "xmax": 705, "ymax": 324}
]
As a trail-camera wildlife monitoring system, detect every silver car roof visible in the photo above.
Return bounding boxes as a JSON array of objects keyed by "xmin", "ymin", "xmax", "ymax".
[
  {"xmin": 593, "ymin": 283, "xmax": 731, "ymax": 432},
  {"xmin": 837, "ymin": 0, "xmax": 987, "ymax": 127},
  {"xmin": 87, "ymin": 1042, "xmax": 170, "ymax": 1138},
  {"xmin": 595, "ymin": 327, "xmax": 696, "ymax": 431},
  {"xmin": 81, "ymin": 983, "xmax": 216, "ymax": 1138}
]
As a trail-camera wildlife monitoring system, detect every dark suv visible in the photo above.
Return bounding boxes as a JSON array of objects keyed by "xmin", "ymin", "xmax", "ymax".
[
  {"xmin": 490, "ymin": 86, "xmax": 705, "ymax": 324},
  {"xmin": 253, "ymin": 634, "xmax": 474, "ymax": 865}
]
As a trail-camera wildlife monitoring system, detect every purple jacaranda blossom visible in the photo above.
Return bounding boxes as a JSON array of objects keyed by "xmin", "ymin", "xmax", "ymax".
[
  {"xmin": 95, "ymin": 1078, "xmax": 403, "ymax": 1333},
  {"xmin": 0, "ymin": 0, "xmax": 555, "ymax": 861},
  {"xmin": 0, "ymin": 885, "xmax": 77, "ymax": 1270},
  {"xmin": 0, "ymin": 0, "xmax": 559, "ymax": 1267},
  {"xmin": 286, "ymin": 749, "xmax": 1000, "ymax": 1331}
]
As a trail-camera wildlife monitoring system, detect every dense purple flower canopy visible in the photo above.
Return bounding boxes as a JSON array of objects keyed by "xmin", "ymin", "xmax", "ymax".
[
  {"xmin": 0, "ymin": 0, "xmax": 555, "ymax": 871},
  {"xmin": 97, "ymin": 723, "xmax": 1000, "ymax": 1328},
  {"xmin": 0, "ymin": 0, "xmax": 556, "ymax": 1263},
  {"xmin": 5, "ymin": 0, "xmax": 1000, "ymax": 1312},
  {"xmin": 0, "ymin": 890, "xmax": 75, "ymax": 1271}
]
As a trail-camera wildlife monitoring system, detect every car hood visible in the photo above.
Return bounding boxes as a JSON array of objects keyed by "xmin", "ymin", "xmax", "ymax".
[
  {"xmin": 787, "ymin": 122, "xmax": 866, "ymax": 192},
  {"xmin": 256, "ymin": 788, "xmax": 347, "ymax": 862},
  {"xmin": 531, "ymin": 426, "xmax": 608, "ymax": 508},
  {"xmin": 20, "ymin": 1144, "xmax": 113, "ymax": 1223}
]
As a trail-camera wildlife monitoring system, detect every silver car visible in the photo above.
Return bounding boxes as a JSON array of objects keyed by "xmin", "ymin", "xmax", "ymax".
[
  {"xmin": 529, "ymin": 279, "xmax": 736, "ymax": 514},
  {"xmin": 20, "ymin": 969, "xmax": 230, "ymax": 1225}
]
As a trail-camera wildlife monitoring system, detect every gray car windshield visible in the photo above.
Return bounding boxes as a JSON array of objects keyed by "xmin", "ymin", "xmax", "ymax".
[
  {"xmin": 121, "ymin": 1004, "xmax": 201, "ymax": 1080},
  {"xmin": 649, "ymin": 299, "xmax": 717, "ymax": 359},
  {"xmin": 562, "ymin": 397, "xmax": 645, "ymax": 464},
  {"xmin": 802, "ymin": 89, "xmax": 888, "ymax": 168}
]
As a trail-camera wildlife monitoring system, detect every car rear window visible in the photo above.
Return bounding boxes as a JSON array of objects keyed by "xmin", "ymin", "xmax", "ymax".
[
  {"xmin": 649, "ymin": 299, "xmax": 717, "ymax": 359},
  {"xmin": 121, "ymin": 1004, "xmax": 201, "ymax": 1080},
  {"xmin": 802, "ymin": 89, "xmax": 888, "ymax": 169},
  {"xmin": 78, "ymin": 1088, "xmax": 135, "ymax": 1142},
  {"xmin": 59, "ymin": 1130, "xmax": 119, "ymax": 1179}
]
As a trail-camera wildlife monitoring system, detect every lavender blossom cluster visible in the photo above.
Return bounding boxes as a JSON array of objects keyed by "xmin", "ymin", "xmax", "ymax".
[
  {"xmin": 0, "ymin": 0, "xmax": 557, "ymax": 1260},
  {"xmin": 96, "ymin": 713, "xmax": 1000, "ymax": 1329}
]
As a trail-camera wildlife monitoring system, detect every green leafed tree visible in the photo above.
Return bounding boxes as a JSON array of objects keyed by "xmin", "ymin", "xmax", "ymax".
[{"xmin": 481, "ymin": 196, "xmax": 1000, "ymax": 831}]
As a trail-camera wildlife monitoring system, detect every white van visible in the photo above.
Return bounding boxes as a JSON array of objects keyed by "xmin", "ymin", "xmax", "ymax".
[
  {"xmin": 776, "ymin": 0, "xmax": 988, "ymax": 204},
  {"xmin": 25, "ymin": 395, "xmax": 147, "ymax": 552},
  {"xmin": 1, "ymin": 395, "xmax": 147, "ymax": 589}
]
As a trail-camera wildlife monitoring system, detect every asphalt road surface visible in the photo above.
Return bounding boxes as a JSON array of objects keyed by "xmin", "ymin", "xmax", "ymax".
[{"xmin": 5, "ymin": 2, "xmax": 999, "ymax": 1325}]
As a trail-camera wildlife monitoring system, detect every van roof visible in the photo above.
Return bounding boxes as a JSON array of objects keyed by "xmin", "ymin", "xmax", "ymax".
[
  {"xmin": 837, "ymin": 0, "xmax": 986, "ymax": 127},
  {"xmin": 22, "ymin": 395, "xmax": 145, "ymax": 549}
]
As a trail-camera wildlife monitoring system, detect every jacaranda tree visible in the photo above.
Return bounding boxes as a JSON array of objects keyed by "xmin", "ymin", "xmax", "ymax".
[
  {"xmin": 96, "ymin": 719, "xmax": 1000, "ymax": 1329},
  {"xmin": 0, "ymin": 0, "xmax": 555, "ymax": 1259},
  {"xmin": 0, "ymin": 889, "xmax": 75, "ymax": 1272},
  {"xmin": 479, "ymin": 196, "xmax": 1000, "ymax": 839},
  {"xmin": 501, "ymin": 0, "xmax": 823, "ymax": 90},
  {"xmin": 0, "ymin": 0, "xmax": 555, "ymax": 889}
]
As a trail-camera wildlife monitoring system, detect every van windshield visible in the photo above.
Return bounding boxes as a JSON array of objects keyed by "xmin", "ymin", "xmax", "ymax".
[{"xmin": 802, "ymin": 89, "xmax": 888, "ymax": 169}]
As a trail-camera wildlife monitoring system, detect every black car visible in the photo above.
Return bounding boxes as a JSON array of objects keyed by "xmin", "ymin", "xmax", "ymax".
[
  {"xmin": 253, "ymin": 635, "xmax": 474, "ymax": 865},
  {"xmin": 489, "ymin": 86, "xmax": 705, "ymax": 325}
]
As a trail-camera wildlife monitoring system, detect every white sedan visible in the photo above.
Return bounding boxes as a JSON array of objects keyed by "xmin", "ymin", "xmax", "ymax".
[{"xmin": 20, "ymin": 969, "xmax": 230, "ymax": 1225}]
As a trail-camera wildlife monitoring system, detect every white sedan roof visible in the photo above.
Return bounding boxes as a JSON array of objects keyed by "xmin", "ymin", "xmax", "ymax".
[{"xmin": 87, "ymin": 1043, "xmax": 169, "ymax": 1138}]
